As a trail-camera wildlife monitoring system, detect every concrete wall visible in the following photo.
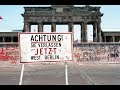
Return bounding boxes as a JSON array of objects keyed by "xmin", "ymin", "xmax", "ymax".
[
  {"xmin": 73, "ymin": 43, "xmax": 120, "ymax": 64},
  {"xmin": 0, "ymin": 44, "xmax": 20, "ymax": 67},
  {"xmin": 0, "ymin": 43, "xmax": 120, "ymax": 67}
]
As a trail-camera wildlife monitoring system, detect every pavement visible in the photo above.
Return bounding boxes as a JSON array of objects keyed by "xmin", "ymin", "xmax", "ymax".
[{"xmin": 0, "ymin": 63, "xmax": 120, "ymax": 85}]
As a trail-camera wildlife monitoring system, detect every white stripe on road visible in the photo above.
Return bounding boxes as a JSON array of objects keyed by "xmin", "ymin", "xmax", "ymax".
[{"xmin": 80, "ymin": 70, "xmax": 95, "ymax": 85}]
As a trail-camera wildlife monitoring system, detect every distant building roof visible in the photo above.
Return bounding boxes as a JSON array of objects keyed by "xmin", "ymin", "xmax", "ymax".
[
  {"xmin": 12, "ymin": 30, "xmax": 23, "ymax": 32},
  {"xmin": 103, "ymin": 31, "xmax": 120, "ymax": 33},
  {"xmin": 102, "ymin": 29, "xmax": 120, "ymax": 32}
]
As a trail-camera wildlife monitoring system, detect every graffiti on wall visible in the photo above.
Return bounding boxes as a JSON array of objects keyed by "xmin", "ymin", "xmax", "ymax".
[
  {"xmin": 0, "ymin": 43, "xmax": 120, "ymax": 64},
  {"xmin": 73, "ymin": 44, "xmax": 120, "ymax": 63},
  {"xmin": 0, "ymin": 44, "xmax": 19, "ymax": 64},
  {"xmin": 108, "ymin": 45, "xmax": 120, "ymax": 62}
]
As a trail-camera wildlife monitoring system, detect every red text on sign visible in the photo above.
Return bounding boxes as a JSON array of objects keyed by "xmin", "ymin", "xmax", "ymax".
[{"xmin": 35, "ymin": 48, "xmax": 57, "ymax": 55}]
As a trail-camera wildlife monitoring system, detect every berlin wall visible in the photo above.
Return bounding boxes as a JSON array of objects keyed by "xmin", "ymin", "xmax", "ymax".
[
  {"xmin": 0, "ymin": 42, "xmax": 120, "ymax": 67},
  {"xmin": 0, "ymin": 44, "xmax": 20, "ymax": 67},
  {"xmin": 73, "ymin": 42, "xmax": 120, "ymax": 64}
]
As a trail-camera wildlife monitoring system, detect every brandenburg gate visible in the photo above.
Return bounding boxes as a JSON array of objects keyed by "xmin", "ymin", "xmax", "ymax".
[{"xmin": 22, "ymin": 5, "xmax": 103, "ymax": 42}]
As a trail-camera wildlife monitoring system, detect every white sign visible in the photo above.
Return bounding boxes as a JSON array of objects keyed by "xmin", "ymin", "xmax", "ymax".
[{"xmin": 19, "ymin": 33, "xmax": 73, "ymax": 62}]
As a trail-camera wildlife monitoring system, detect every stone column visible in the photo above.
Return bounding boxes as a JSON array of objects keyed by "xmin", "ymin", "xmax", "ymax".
[
  {"xmin": 29, "ymin": 24, "xmax": 31, "ymax": 32},
  {"xmin": 97, "ymin": 21, "xmax": 102, "ymax": 42},
  {"xmin": 11, "ymin": 36, "xmax": 13, "ymax": 42},
  {"xmin": 81, "ymin": 23, "xmax": 83, "ymax": 42},
  {"xmin": 68, "ymin": 22, "xmax": 74, "ymax": 41},
  {"xmin": 3, "ymin": 37, "xmax": 5, "ymax": 42},
  {"xmin": 23, "ymin": 22, "xmax": 30, "ymax": 32},
  {"xmin": 38, "ymin": 22, "xmax": 43, "ymax": 32},
  {"xmin": 93, "ymin": 22, "xmax": 97, "ymax": 42},
  {"xmin": 112, "ymin": 36, "xmax": 115, "ymax": 42},
  {"xmin": 104, "ymin": 36, "xmax": 106, "ymax": 42},
  {"xmin": 101, "ymin": 36, "xmax": 103, "ymax": 42},
  {"xmin": 81, "ymin": 21, "xmax": 87, "ymax": 42},
  {"xmin": 51, "ymin": 22, "xmax": 56, "ymax": 32}
]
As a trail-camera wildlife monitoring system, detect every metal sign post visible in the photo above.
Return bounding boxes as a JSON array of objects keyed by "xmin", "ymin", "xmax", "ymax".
[
  {"xmin": 19, "ymin": 63, "xmax": 25, "ymax": 85},
  {"xmin": 65, "ymin": 62, "xmax": 68, "ymax": 85}
]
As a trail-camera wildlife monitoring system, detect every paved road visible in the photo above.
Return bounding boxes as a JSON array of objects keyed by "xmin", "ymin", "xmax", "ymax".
[{"xmin": 0, "ymin": 63, "xmax": 120, "ymax": 85}]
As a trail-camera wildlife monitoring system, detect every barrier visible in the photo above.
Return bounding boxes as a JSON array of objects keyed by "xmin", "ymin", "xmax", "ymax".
[
  {"xmin": 0, "ymin": 42, "xmax": 120, "ymax": 67},
  {"xmin": 73, "ymin": 42, "xmax": 120, "ymax": 64},
  {"xmin": 0, "ymin": 43, "xmax": 20, "ymax": 66}
]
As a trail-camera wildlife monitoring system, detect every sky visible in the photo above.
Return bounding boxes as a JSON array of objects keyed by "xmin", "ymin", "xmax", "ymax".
[{"xmin": 0, "ymin": 5, "xmax": 120, "ymax": 41}]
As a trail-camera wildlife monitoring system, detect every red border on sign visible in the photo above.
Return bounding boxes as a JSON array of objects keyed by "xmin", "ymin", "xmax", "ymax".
[{"xmin": 18, "ymin": 32, "xmax": 73, "ymax": 63}]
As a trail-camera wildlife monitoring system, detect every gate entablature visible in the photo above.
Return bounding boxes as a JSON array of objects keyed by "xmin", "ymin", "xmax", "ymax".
[{"xmin": 22, "ymin": 5, "xmax": 103, "ymax": 42}]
